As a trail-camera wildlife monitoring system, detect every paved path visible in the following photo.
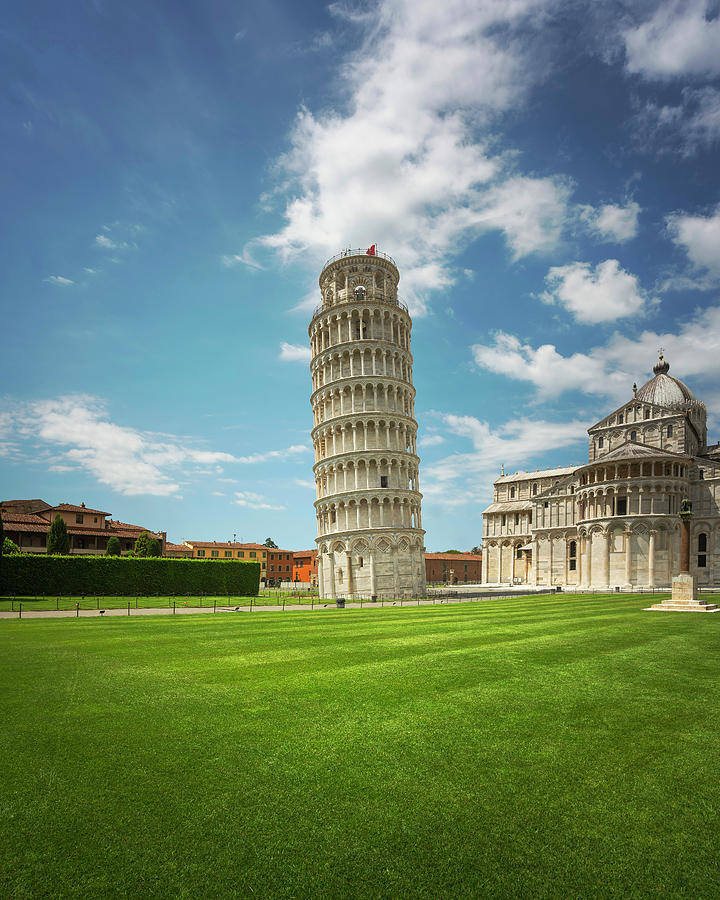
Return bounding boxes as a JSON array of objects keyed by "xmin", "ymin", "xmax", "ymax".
[{"xmin": 0, "ymin": 597, "xmax": 495, "ymax": 620}]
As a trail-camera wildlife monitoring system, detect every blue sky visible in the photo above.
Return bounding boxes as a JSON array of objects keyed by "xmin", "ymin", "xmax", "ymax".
[{"xmin": 2, "ymin": 0, "xmax": 720, "ymax": 551}]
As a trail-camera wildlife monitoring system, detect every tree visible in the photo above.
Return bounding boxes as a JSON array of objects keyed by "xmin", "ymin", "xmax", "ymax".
[
  {"xmin": 134, "ymin": 531, "xmax": 161, "ymax": 557},
  {"xmin": 263, "ymin": 538, "xmax": 278, "ymax": 548},
  {"xmin": 47, "ymin": 514, "xmax": 70, "ymax": 555},
  {"xmin": 471, "ymin": 546, "xmax": 482, "ymax": 555},
  {"xmin": 443, "ymin": 549, "xmax": 462, "ymax": 554},
  {"xmin": 0, "ymin": 513, "xmax": 4, "ymax": 568},
  {"xmin": 3, "ymin": 537, "xmax": 21, "ymax": 555},
  {"xmin": 106, "ymin": 536, "xmax": 122, "ymax": 556}
]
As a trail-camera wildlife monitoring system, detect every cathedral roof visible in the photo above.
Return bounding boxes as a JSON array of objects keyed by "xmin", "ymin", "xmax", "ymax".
[
  {"xmin": 635, "ymin": 355, "xmax": 698, "ymax": 408},
  {"xmin": 586, "ymin": 442, "xmax": 686, "ymax": 464}
]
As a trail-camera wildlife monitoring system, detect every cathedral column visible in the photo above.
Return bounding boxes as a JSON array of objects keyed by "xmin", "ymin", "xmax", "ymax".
[
  {"xmin": 482, "ymin": 544, "xmax": 489, "ymax": 584},
  {"xmin": 392, "ymin": 546, "xmax": 400, "ymax": 597},
  {"xmin": 369, "ymin": 551, "xmax": 377, "ymax": 597},
  {"xmin": 327, "ymin": 552, "xmax": 336, "ymax": 597},
  {"xmin": 585, "ymin": 535, "xmax": 592, "ymax": 588},
  {"xmin": 498, "ymin": 544, "xmax": 503, "ymax": 584},
  {"xmin": 548, "ymin": 536, "xmax": 553, "ymax": 586},
  {"xmin": 317, "ymin": 554, "xmax": 325, "ymax": 597},
  {"xmin": 576, "ymin": 535, "xmax": 583, "ymax": 586},
  {"xmin": 345, "ymin": 550, "xmax": 353, "ymax": 597},
  {"xmin": 648, "ymin": 530, "xmax": 656, "ymax": 588},
  {"xmin": 624, "ymin": 528, "xmax": 632, "ymax": 587},
  {"xmin": 601, "ymin": 531, "xmax": 610, "ymax": 588}
]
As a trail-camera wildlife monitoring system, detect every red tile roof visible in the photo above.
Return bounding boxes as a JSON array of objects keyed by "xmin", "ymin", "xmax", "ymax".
[
  {"xmin": 54, "ymin": 503, "xmax": 111, "ymax": 516},
  {"xmin": 184, "ymin": 541, "xmax": 267, "ymax": 550},
  {"xmin": 425, "ymin": 553, "xmax": 482, "ymax": 561},
  {"xmin": 1, "ymin": 512, "xmax": 50, "ymax": 526}
]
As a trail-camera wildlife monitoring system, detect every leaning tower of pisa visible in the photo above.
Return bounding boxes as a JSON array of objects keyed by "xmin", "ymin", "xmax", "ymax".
[{"xmin": 309, "ymin": 248, "xmax": 426, "ymax": 600}]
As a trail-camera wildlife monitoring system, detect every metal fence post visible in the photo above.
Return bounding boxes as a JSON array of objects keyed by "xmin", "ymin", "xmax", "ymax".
[
  {"xmin": 127, "ymin": 602, "xmax": 130, "ymax": 616},
  {"xmin": 18, "ymin": 602, "xmax": 22, "ymax": 620},
  {"xmin": 173, "ymin": 602, "xmax": 176, "ymax": 615}
]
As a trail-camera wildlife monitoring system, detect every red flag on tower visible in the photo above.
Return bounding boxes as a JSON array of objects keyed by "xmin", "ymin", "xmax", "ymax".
[{"xmin": 366, "ymin": 244, "xmax": 376, "ymax": 256}]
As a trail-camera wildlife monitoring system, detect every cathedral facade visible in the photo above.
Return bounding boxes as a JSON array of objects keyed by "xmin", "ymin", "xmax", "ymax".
[{"xmin": 482, "ymin": 357, "xmax": 720, "ymax": 589}]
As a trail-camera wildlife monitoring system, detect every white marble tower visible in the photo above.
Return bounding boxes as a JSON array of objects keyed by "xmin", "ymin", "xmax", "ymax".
[{"xmin": 309, "ymin": 249, "xmax": 426, "ymax": 599}]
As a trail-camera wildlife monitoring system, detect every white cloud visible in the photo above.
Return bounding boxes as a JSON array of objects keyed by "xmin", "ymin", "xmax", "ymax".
[
  {"xmin": 472, "ymin": 304, "xmax": 720, "ymax": 401},
  {"xmin": 279, "ymin": 342, "xmax": 312, "ymax": 362},
  {"xmin": 1, "ymin": 395, "xmax": 309, "ymax": 496},
  {"xmin": 294, "ymin": 478, "xmax": 316, "ymax": 489},
  {"xmin": 419, "ymin": 434, "xmax": 446, "ymax": 447},
  {"xmin": 667, "ymin": 205, "xmax": 720, "ymax": 276},
  {"xmin": 422, "ymin": 414, "xmax": 588, "ymax": 506},
  {"xmin": 44, "ymin": 275, "xmax": 74, "ymax": 286},
  {"xmin": 236, "ymin": 444, "xmax": 310, "ymax": 464},
  {"xmin": 84, "ymin": 267, "xmax": 98, "ymax": 275},
  {"xmin": 222, "ymin": 248, "xmax": 262, "ymax": 270},
  {"xmin": 623, "ymin": 1, "xmax": 720, "ymax": 79},
  {"xmin": 239, "ymin": 0, "xmax": 573, "ymax": 315},
  {"xmin": 95, "ymin": 234, "xmax": 120, "ymax": 249},
  {"xmin": 540, "ymin": 259, "xmax": 655, "ymax": 324},
  {"xmin": 638, "ymin": 87, "xmax": 720, "ymax": 155},
  {"xmin": 580, "ymin": 201, "xmax": 640, "ymax": 242},
  {"xmin": 234, "ymin": 491, "xmax": 285, "ymax": 511}
]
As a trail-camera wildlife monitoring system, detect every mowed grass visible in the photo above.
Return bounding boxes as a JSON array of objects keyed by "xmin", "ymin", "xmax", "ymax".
[{"xmin": 1, "ymin": 595, "xmax": 719, "ymax": 898}]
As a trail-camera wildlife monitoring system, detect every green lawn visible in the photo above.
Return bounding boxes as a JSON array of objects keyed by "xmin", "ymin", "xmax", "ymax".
[
  {"xmin": 1, "ymin": 594, "xmax": 719, "ymax": 898},
  {"xmin": 0, "ymin": 592, "xmax": 318, "ymax": 611}
]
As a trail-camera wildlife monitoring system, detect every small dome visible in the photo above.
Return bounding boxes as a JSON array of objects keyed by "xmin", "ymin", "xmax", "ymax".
[{"xmin": 635, "ymin": 355, "xmax": 697, "ymax": 408}]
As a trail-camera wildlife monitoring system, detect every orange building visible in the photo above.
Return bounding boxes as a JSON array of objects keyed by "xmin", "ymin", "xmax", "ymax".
[
  {"xmin": 425, "ymin": 552, "xmax": 482, "ymax": 585},
  {"xmin": 266, "ymin": 549, "xmax": 294, "ymax": 585},
  {"xmin": 293, "ymin": 550, "xmax": 318, "ymax": 586},
  {"xmin": 182, "ymin": 542, "xmax": 268, "ymax": 579},
  {"xmin": 0, "ymin": 499, "xmax": 165, "ymax": 555}
]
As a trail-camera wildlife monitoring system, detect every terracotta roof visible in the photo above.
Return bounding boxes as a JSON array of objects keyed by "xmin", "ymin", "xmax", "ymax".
[
  {"xmin": 183, "ymin": 541, "xmax": 267, "ymax": 550},
  {"xmin": 1, "ymin": 512, "xmax": 50, "ymax": 526},
  {"xmin": 54, "ymin": 503, "xmax": 111, "ymax": 516},
  {"xmin": 165, "ymin": 542, "xmax": 192, "ymax": 551},
  {"xmin": 294, "ymin": 550, "xmax": 318, "ymax": 557},
  {"xmin": 425, "ymin": 553, "xmax": 482, "ymax": 561}
]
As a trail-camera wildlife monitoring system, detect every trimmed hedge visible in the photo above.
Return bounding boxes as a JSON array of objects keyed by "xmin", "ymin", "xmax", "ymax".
[{"xmin": 0, "ymin": 555, "xmax": 260, "ymax": 597}]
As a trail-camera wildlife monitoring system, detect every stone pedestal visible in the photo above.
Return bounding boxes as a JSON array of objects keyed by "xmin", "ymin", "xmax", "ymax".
[{"xmin": 647, "ymin": 574, "xmax": 719, "ymax": 612}]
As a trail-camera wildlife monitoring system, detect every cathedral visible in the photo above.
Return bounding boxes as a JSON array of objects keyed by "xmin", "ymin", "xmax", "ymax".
[{"xmin": 482, "ymin": 356, "xmax": 720, "ymax": 589}]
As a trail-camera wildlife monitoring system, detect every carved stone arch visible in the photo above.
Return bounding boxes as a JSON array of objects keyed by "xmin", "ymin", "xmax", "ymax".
[
  {"xmin": 331, "ymin": 540, "xmax": 347, "ymax": 553},
  {"xmin": 318, "ymin": 543, "xmax": 328, "ymax": 555},
  {"xmin": 399, "ymin": 537, "xmax": 410, "ymax": 552},
  {"xmin": 351, "ymin": 538, "xmax": 369, "ymax": 553},
  {"xmin": 589, "ymin": 524, "xmax": 605, "ymax": 535},
  {"xmin": 376, "ymin": 537, "xmax": 391, "ymax": 553}
]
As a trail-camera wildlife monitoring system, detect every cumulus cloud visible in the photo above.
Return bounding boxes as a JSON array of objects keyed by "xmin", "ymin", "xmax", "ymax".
[
  {"xmin": 539, "ymin": 259, "xmax": 655, "ymax": 324},
  {"xmin": 279, "ymin": 342, "xmax": 312, "ymax": 362},
  {"xmin": 623, "ymin": 0, "xmax": 720, "ymax": 79},
  {"xmin": 233, "ymin": 491, "xmax": 285, "ymax": 511},
  {"xmin": 235, "ymin": 444, "xmax": 310, "ymax": 464},
  {"xmin": 638, "ymin": 87, "xmax": 720, "ymax": 156},
  {"xmin": 419, "ymin": 434, "xmax": 446, "ymax": 447},
  {"xmin": 237, "ymin": 0, "xmax": 574, "ymax": 315},
  {"xmin": 472, "ymin": 304, "xmax": 720, "ymax": 401},
  {"xmin": 1, "ymin": 395, "xmax": 310, "ymax": 496},
  {"xmin": 580, "ymin": 201, "xmax": 640, "ymax": 242},
  {"xmin": 422, "ymin": 414, "xmax": 588, "ymax": 506},
  {"xmin": 667, "ymin": 204, "xmax": 720, "ymax": 276},
  {"xmin": 44, "ymin": 275, "xmax": 74, "ymax": 286}
]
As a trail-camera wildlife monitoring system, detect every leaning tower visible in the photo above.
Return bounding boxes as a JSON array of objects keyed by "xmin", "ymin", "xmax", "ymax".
[{"xmin": 309, "ymin": 248, "xmax": 426, "ymax": 600}]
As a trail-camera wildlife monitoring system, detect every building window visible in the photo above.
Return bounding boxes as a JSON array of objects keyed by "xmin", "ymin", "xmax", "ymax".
[
  {"xmin": 77, "ymin": 538, "xmax": 85, "ymax": 549},
  {"xmin": 568, "ymin": 540, "xmax": 577, "ymax": 571},
  {"xmin": 667, "ymin": 424, "xmax": 673, "ymax": 437},
  {"xmin": 250, "ymin": 551, "xmax": 256, "ymax": 558},
  {"xmin": 237, "ymin": 551, "xmax": 244, "ymax": 557},
  {"xmin": 598, "ymin": 437, "xmax": 604, "ymax": 448},
  {"xmin": 270, "ymin": 565, "xmax": 275, "ymax": 572},
  {"xmin": 510, "ymin": 487, "xmax": 516, "ymax": 498},
  {"xmin": 644, "ymin": 408, "xmax": 650, "ymax": 419},
  {"xmin": 615, "ymin": 496, "xmax": 627, "ymax": 516},
  {"xmin": 630, "ymin": 430, "xmax": 637, "ymax": 442},
  {"xmin": 225, "ymin": 551, "xmax": 231, "ymax": 558},
  {"xmin": 357, "ymin": 556, "xmax": 364, "ymax": 568},
  {"xmin": 94, "ymin": 517, "xmax": 98, "ymax": 523},
  {"xmin": 516, "ymin": 546, "xmax": 523, "ymax": 559},
  {"xmin": 76, "ymin": 514, "xmax": 83, "ymax": 524},
  {"xmin": 514, "ymin": 512, "xmax": 520, "ymax": 525},
  {"xmin": 618, "ymin": 414, "xmax": 623, "ymax": 424},
  {"xmin": 211, "ymin": 550, "xmax": 219, "ymax": 558},
  {"xmin": 197, "ymin": 550, "xmax": 205, "ymax": 558},
  {"xmin": 501, "ymin": 514, "xmax": 507, "ymax": 526},
  {"xmin": 544, "ymin": 502, "xmax": 549, "ymax": 509},
  {"xmin": 532, "ymin": 484, "xmax": 537, "ymax": 496},
  {"xmin": 698, "ymin": 533, "xmax": 707, "ymax": 568}
]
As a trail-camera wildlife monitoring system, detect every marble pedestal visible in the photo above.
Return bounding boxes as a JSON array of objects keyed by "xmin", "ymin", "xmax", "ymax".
[{"xmin": 647, "ymin": 574, "xmax": 719, "ymax": 612}]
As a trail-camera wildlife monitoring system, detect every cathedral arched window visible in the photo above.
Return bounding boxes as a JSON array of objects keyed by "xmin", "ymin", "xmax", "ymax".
[
  {"xmin": 630, "ymin": 430, "xmax": 637, "ymax": 442},
  {"xmin": 598, "ymin": 437, "xmax": 604, "ymax": 448},
  {"xmin": 568, "ymin": 540, "xmax": 577, "ymax": 571},
  {"xmin": 532, "ymin": 483, "xmax": 537, "ymax": 495},
  {"xmin": 667, "ymin": 424, "xmax": 673, "ymax": 437},
  {"xmin": 510, "ymin": 487, "xmax": 515, "ymax": 498},
  {"xmin": 698, "ymin": 533, "xmax": 707, "ymax": 568}
]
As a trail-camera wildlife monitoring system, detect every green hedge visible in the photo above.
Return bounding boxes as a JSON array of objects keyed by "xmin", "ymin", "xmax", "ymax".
[{"xmin": 0, "ymin": 556, "xmax": 260, "ymax": 597}]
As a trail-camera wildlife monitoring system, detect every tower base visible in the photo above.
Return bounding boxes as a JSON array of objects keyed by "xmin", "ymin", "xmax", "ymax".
[{"xmin": 646, "ymin": 574, "xmax": 719, "ymax": 612}]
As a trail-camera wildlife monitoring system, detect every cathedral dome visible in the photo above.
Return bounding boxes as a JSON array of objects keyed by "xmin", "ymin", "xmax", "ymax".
[{"xmin": 635, "ymin": 355, "xmax": 697, "ymax": 408}]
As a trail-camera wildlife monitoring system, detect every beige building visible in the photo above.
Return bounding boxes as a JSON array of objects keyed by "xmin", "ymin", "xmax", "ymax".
[
  {"xmin": 482, "ymin": 356, "xmax": 720, "ymax": 589},
  {"xmin": 310, "ymin": 248, "xmax": 426, "ymax": 599}
]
